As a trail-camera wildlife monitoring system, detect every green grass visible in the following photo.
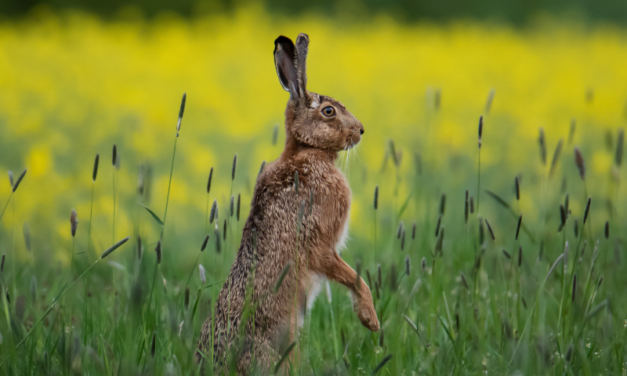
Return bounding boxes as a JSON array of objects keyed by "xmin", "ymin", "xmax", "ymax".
[{"xmin": 0, "ymin": 97, "xmax": 626, "ymax": 376}]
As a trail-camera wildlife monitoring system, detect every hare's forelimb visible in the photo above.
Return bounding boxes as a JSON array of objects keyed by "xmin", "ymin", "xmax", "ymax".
[{"xmin": 311, "ymin": 251, "xmax": 379, "ymax": 332}]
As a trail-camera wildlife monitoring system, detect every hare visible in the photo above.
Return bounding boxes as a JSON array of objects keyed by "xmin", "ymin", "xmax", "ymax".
[{"xmin": 196, "ymin": 33, "xmax": 379, "ymax": 374}]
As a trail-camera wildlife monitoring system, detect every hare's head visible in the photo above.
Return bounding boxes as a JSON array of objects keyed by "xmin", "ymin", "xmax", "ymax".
[{"xmin": 274, "ymin": 34, "xmax": 364, "ymax": 152}]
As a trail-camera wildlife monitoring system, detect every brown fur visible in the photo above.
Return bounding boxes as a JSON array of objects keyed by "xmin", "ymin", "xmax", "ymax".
[{"xmin": 196, "ymin": 33, "xmax": 379, "ymax": 375}]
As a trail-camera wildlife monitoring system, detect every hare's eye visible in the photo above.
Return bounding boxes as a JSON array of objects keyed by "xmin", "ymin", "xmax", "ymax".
[{"xmin": 322, "ymin": 106, "xmax": 335, "ymax": 117}]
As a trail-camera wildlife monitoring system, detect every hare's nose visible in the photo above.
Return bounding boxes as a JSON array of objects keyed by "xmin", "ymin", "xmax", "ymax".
[{"xmin": 360, "ymin": 128, "xmax": 364, "ymax": 135}]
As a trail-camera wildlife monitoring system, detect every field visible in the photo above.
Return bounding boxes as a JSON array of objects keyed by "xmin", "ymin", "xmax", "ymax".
[{"xmin": 1, "ymin": 7, "xmax": 627, "ymax": 375}]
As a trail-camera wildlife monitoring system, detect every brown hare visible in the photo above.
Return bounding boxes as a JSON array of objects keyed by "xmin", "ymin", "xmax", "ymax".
[{"xmin": 196, "ymin": 33, "xmax": 379, "ymax": 374}]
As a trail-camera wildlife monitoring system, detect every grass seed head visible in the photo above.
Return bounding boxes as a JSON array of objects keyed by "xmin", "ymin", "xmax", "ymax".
[
  {"xmin": 584, "ymin": 197, "xmax": 591, "ymax": 224},
  {"xmin": 436, "ymin": 227, "xmax": 445, "ymax": 255},
  {"xmin": 518, "ymin": 246, "xmax": 522, "ymax": 267},
  {"xmin": 389, "ymin": 139, "xmax": 398, "ymax": 167},
  {"xmin": 209, "ymin": 200, "xmax": 218, "ymax": 224},
  {"xmin": 574, "ymin": 219, "xmax": 579, "ymax": 238},
  {"xmin": 538, "ymin": 128, "xmax": 547, "ymax": 165},
  {"xmin": 435, "ymin": 215, "xmax": 442, "ymax": 237},
  {"xmin": 515, "ymin": 215, "xmax": 522, "ymax": 240},
  {"xmin": 230, "ymin": 195, "xmax": 234, "ymax": 217},
  {"xmin": 12, "ymin": 169, "xmax": 27, "ymax": 192},
  {"xmin": 155, "ymin": 240, "xmax": 162, "ymax": 264},
  {"xmin": 112, "ymin": 144, "xmax": 117, "ymax": 166},
  {"xmin": 206, "ymin": 167, "xmax": 213, "ymax": 194},
  {"xmin": 374, "ymin": 186, "xmax": 379, "ymax": 210},
  {"xmin": 7, "ymin": 171, "xmax": 13, "ymax": 188},
  {"xmin": 574, "ymin": 146, "xmax": 586, "ymax": 180},
  {"xmin": 559, "ymin": 204, "xmax": 566, "ymax": 230},
  {"xmin": 478, "ymin": 116, "xmax": 483, "ymax": 148},
  {"xmin": 151, "ymin": 332, "xmax": 156, "ymax": 358},
  {"xmin": 502, "ymin": 249, "xmax": 511, "ymax": 259},
  {"xmin": 421, "ymin": 257, "xmax": 426, "ymax": 272},
  {"xmin": 223, "ymin": 219, "xmax": 227, "ymax": 241},
  {"xmin": 92, "ymin": 154, "xmax": 99, "ymax": 182},
  {"xmin": 176, "ymin": 93, "xmax": 186, "ymax": 134},
  {"xmin": 237, "ymin": 194, "xmax": 241, "ymax": 221},
  {"xmin": 70, "ymin": 209, "xmax": 78, "ymax": 237},
  {"xmin": 405, "ymin": 255, "xmax": 410, "ymax": 275},
  {"xmin": 515, "ymin": 176, "xmax": 520, "ymax": 201},
  {"xmin": 412, "ymin": 222, "xmax": 416, "ymax": 240},
  {"xmin": 231, "ymin": 154, "xmax": 237, "ymax": 181},
  {"xmin": 617, "ymin": 128, "xmax": 625, "ymax": 166},
  {"xmin": 549, "ymin": 139, "xmax": 564, "ymax": 178},
  {"xmin": 397, "ymin": 221, "xmax": 404, "ymax": 239},
  {"xmin": 201, "ymin": 234, "xmax": 210, "ymax": 252},
  {"xmin": 485, "ymin": 218, "xmax": 495, "ymax": 240},
  {"xmin": 605, "ymin": 221, "xmax": 609, "ymax": 238},
  {"xmin": 439, "ymin": 194, "xmax": 446, "ymax": 215},
  {"xmin": 215, "ymin": 225, "xmax": 221, "ymax": 253},
  {"xmin": 470, "ymin": 196, "xmax": 475, "ymax": 213},
  {"xmin": 101, "ymin": 236, "xmax": 130, "ymax": 259}
]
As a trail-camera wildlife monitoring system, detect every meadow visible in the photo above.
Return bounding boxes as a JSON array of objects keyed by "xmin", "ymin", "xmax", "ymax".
[{"xmin": 1, "ymin": 7, "xmax": 627, "ymax": 375}]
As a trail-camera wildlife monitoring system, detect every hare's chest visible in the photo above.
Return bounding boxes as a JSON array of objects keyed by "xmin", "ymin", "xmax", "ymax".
[{"xmin": 318, "ymin": 171, "xmax": 352, "ymax": 254}]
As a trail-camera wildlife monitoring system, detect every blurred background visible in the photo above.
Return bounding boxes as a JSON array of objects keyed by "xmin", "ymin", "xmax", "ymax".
[
  {"xmin": 3, "ymin": 0, "xmax": 627, "ymax": 24},
  {"xmin": 0, "ymin": 0, "xmax": 626, "ymax": 298},
  {"xmin": 1, "ymin": 0, "xmax": 627, "ymax": 373}
]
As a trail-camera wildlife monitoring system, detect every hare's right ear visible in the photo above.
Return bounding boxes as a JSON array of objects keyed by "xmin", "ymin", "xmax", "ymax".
[{"xmin": 274, "ymin": 36, "xmax": 299, "ymax": 99}]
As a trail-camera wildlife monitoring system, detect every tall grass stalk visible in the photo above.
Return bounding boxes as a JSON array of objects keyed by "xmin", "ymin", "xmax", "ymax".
[
  {"xmin": 0, "ymin": 169, "xmax": 26, "ymax": 223},
  {"xmin": 162, "ymin": 93, "xmax": 187, "ymax": 239},
  {"xmin": 477, "ymin": 116, "xmax": 483, "ymax": 212}
]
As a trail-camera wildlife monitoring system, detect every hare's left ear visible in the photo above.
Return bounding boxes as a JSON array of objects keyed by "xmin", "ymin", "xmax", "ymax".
[
  {"xmin": 274, "ymin": 36, "xmax": 299, "ymax": 98},
  {"xmin": 274, "ymin": 33, "xmax": 309, "ymax": 99}
]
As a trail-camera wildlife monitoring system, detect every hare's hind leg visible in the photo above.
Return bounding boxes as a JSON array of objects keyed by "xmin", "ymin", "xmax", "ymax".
[{"xmin": 313, "ymin": 251, "xmax": 380, "ymax": 332}]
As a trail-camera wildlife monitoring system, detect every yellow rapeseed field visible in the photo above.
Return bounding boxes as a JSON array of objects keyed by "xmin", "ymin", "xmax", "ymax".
[{"xmin": 0, "ymin": 7, "xmax": 626, "ymax": 261}]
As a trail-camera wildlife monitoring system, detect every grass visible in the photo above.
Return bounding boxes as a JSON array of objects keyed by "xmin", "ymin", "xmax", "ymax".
[{"xmin": 1, "ymin": 10, "xmax": 627, "ymax": 375}]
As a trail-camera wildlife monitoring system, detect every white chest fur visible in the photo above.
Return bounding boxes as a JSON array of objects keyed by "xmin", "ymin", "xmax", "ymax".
[{"xmin": 335, "ymin": 205, "xmax": 350, "ymax": 254}]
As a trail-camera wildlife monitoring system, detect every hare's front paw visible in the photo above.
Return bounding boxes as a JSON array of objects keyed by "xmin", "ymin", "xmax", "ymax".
[{"xmin": 354, "ymin": 285, "xmax": 380, "ymax": 332}]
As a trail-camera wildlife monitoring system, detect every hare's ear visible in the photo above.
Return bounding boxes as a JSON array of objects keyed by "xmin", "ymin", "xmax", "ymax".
[
  {"xmin": 274, "ymin": 36, "xmax": 299, "ymax": 98},
  {"xmin": 294, "ymin": 33, "xmax": 309, "ymax": 96}
]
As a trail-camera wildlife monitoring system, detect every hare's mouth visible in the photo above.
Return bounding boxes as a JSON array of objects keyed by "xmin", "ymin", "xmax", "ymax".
[{"xmin": 347, "ymin": 134, "xmax": 361, "ymax": 149}]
